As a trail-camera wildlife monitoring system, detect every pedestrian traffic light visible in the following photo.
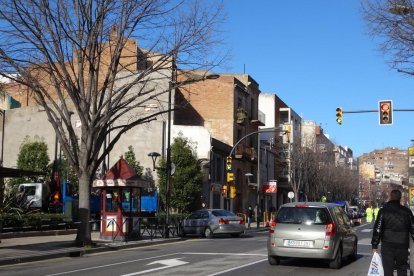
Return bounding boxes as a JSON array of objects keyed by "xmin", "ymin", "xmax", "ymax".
[
  {"xmin": 227, "ymin": 172, "xmax": 234, "ymax": 182},
  {"xmin": 226, "ymin": 156, "xmax": 232, "ymax": 171},
  {"xmin": 336, "ymin": 107, "xmax": 343, "ymax": 125},
  {"xmin": 379, "ymin": 100, "xmax": 393, "ymax": 125},
  {"xmin": 230, "ymin": 186, "xmax": 236, "ymax": 199}
]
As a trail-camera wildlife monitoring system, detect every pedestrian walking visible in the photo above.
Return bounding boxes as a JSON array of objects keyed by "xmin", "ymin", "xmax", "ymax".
[
  {"xmin": 247, "ymin": 205, "xmax": 253, "ymax": 229},
  {"xmin": 371, "ymin": 189, "xmax": 414, "ymax": 276},
  {"xmin": 366, "ymin": 205, "xmax": 373, "ymax": 223}
]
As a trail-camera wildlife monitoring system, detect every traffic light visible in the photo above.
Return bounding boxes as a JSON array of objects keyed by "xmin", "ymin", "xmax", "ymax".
[
  {"xmin": 230, "ymin": 186, "xmax": 236, "ymax": 199},
  {"xmin": 336, "ymin": 107, "xmax": 343, "ymax": 125},
  {"xmin": 226, "ymin": 156, "xmax": 232, "ymax": 171},
  {"xmin": 221, "ymin": 185, "xmax": 228, "ymax": 197},
  {"xmin": 227, "ymin": 172, "xmax": 234, "ymax": 182},
  {"xmin": 379, "ymin": 100, "xmax": 393, "ymax": 125}
]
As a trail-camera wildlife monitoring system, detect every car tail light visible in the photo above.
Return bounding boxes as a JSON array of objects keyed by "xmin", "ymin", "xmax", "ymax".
[
  {"xmin": 269, "ymin": 221, "xmax": 277, "ymax": 234},
  {"xmin": 295, "ymin": 204, "xmax": 309, "ymax": 208},
  {"xmin": 219, "ymin": 218, "xmax": 229, "ymax": 225},
  {"xmin": 325, "ymin": 223, "xmax": 335, "ymax": 236},
  {"xmin": 238, "ymin": 219, "xmax": 244, "ymax": 224}
]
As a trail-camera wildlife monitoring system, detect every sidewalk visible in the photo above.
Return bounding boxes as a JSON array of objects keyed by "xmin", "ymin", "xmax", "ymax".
[{"xmin": 0, "ymin": 225, "xmax": 268, "ymax": 266}]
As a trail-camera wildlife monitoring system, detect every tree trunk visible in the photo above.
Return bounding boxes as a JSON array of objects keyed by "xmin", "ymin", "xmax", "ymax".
[{"xmin": 75, "ymin": 171, "xmax": 92, "ymax": 247}]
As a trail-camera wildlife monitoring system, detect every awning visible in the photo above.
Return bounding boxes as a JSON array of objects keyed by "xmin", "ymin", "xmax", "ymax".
[{"xmin": 0, "ymin": 167, "xmax": 46, "ymax": 178}]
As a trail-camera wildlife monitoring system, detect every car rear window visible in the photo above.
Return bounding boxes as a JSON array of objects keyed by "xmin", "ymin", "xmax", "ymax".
[
  {"xmin": 212, "ymin": 210, "xmax": 236, "ymax": 217},
  {"xmin": 276, "ymin": 207, "xmax": 330, "ymax": 225}
]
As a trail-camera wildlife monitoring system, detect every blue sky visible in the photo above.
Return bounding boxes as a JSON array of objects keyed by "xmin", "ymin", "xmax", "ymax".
[{"xmin": 221, "ymin": 1, "xmax": 414, "ymax": 157}]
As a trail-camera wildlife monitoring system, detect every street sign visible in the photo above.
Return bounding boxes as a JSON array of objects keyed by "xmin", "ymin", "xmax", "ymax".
[{"xmin": 288, "ymin": 191, "xmax": 294, "ymax": 199}]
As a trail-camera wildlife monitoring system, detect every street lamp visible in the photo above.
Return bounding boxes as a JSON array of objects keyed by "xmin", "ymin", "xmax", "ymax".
[
  {"xmin": 245, "ymin": 172, "xmax": 259, "ymax": 227},
  {"xmin": 148, "ymin": 152, "xmax": 161, "ymax": 171}
]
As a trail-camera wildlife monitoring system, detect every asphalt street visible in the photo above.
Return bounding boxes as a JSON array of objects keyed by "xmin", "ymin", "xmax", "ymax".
[{"xmin": 0, "ymin": 223, "xmax": 384, "ymax": 276}]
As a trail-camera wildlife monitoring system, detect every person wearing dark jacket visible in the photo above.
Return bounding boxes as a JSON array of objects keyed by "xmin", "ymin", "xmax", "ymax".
[{"xmin": 371, "ymin": 189, "xmax": 414, "ymax": 276}]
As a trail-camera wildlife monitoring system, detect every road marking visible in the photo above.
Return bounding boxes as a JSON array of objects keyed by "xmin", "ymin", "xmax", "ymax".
[
  {"xmin": 183, "ymin": 252, "xmax": 267, "ymax": 256},
  {"xmin": 206, "ymin": 258, "xmax": 267, "ymax": 276},
  {"xmin": 361, "ymin": 229, "xmax": 373, "ymax": 233},
  {"xmin": 44, "ymin": 253, "xmax": 180, "ymax": 276},
  {"xmin": 120, "ymin": 258, "xmax": 189, "ymax": 276}
]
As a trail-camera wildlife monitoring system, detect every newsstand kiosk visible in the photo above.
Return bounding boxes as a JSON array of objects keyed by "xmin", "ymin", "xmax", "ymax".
[{"xmin": 93, "ymin": 157, "xmax": 150, "ymax": 241}]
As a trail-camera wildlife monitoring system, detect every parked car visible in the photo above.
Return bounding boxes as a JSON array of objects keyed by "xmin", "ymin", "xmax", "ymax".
[
  {"xmin": 180, "ymin": 209, "xmax": 245, "ymax": 238},
  {"xmin": 267, "ymin": 202, "xmax": 358, "ymax": 269}
]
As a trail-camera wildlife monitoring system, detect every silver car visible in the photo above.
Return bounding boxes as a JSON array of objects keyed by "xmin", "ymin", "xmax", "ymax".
[
  {"xmin": 180, "ymin": 209, "xmax": 245, "ymax": 238},
  {"xmin": 267, "ymin": 202, "xmax": 357, "ymax": 269}
]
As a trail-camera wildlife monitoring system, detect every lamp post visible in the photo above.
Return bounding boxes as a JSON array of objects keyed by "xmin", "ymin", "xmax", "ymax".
[
  {"xmin": 148, "ymin": 152, "xmax": 161, "ymax": 171},
  {"xmin": 0, "ymin": 109, "xmax": 4, "ymax": 211}
]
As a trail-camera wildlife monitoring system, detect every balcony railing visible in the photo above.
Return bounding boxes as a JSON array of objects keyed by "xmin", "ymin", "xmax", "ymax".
[
  {"xmin": 234, "ymin": 144, "xmax": 256, "ymax": 160},
  {"xmin": 236, "ymin": 108, "xmax": 247, "ymax": 124}
]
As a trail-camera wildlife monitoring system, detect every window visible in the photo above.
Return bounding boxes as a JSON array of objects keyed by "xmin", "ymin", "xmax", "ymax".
[
  {"xmin": 276, "ymin": 207, "xmax": 330, "ymax": 225},
  {"xmin": 105, "ymin": 189, "xmax": 120, "ymax": 213},
  {"xmin": 212, "ymin": 210, "xmax": 236, "ymax": 217}
]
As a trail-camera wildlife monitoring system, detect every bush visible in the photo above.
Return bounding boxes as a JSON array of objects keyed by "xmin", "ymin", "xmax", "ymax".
[{"xmin": 0, "ymin": 213, "xmax": 67, "ymax": 232}]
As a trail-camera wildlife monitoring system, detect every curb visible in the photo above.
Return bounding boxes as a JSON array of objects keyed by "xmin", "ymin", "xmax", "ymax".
[{"xmin": 0, "ymin": 237, "xmax": 182, "ymax": 266}]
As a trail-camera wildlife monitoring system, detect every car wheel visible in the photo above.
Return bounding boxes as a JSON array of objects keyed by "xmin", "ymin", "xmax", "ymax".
[
  {"xmin": 204, "ymin": 227, "xmax": 213, "ymax": 239},
  {"xmin": 329, "ymin": 246, "xmax": 342, "ymax": 269},
  {"xmin": 349, "ymin": 241, "xmax": 358, "ymax": 261},
  {"xmin": 268, "ymin": 255, "xmax": 280, "ymax": 265}
]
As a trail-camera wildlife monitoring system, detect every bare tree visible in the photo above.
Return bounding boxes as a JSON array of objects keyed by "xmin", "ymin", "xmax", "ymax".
[
  {"xmin": 0, "ymin": 0, "xmax": 225, "ymax": 246},
  {"xmin": 363, "ymin": 0, "xmax": 414, "ymax": 75}
]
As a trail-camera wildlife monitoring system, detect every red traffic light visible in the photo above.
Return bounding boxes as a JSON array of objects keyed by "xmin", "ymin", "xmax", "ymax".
[{"xmin": 378, "ymin": 100, "xmax": 393, "ymax": 125}]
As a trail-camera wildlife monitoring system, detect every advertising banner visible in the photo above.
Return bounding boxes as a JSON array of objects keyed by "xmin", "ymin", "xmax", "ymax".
[{"xmin": 263, "ymin": 181, "xmax": 277, "ymax": 193}]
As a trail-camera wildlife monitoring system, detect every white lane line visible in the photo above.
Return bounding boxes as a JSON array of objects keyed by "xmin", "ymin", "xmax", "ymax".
[
  {"xmin": 44, "ymin": 253, "xmax": 179, "ymax": 276},
  {"xmin": 183, "ymin": 252, "xmax": 267, "ymax": 256},
  {"xmin": 361, "ymin": 229, "xmax": 373, "ymax": 233},
  {"xmin": 206, "ymin": 258, "xmax": 268, "ymax": 276}
]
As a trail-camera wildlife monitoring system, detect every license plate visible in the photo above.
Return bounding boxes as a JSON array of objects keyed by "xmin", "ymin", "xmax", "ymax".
[
  {"xmin": 285, "ymin": 240, "xmax": 313, "ymax": 247},
  {"xmin": 229, "ymin": 220, "xmax": 238, "ymax": 224}
]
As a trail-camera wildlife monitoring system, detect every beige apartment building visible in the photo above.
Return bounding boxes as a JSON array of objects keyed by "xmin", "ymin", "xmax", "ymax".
[{"xmin": 358, "ymin": 147, "xmax": 409, "ymax": 205}]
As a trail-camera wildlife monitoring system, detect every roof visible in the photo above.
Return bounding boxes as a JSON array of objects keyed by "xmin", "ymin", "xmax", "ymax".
[
  {"xmin": 0, "ymin": 167, "xmax": 46, "ymax": 178},
  {"xmin": 280, "ymin": 202, "xmax": 339, "ymax": 208},
  {"xmin": 92, "ymin": 158, "xmax": 150, "ymax": 188}
]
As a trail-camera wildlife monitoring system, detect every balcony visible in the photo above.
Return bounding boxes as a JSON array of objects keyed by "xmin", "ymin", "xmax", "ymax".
[
  {"xmin": 234, "ymin": 144, "xmax": 256, "ymax": 160},
  {"xmin": 251, "ymin": 110, "xmax": 265, "ymax": 126},
  {"xmin": 236, "ymin": 108, "xmax": 247, "ymax": 124}
]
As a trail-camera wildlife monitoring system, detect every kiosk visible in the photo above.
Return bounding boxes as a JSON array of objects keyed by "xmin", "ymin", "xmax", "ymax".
[{"xmin": 93, "ymin": 157, "xmax": 150, "ymax": 240}]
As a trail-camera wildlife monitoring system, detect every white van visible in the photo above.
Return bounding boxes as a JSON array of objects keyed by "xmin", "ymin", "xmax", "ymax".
[{"xmin": 18, "ymin": 183, "xmax": 50, "ymax": 209}]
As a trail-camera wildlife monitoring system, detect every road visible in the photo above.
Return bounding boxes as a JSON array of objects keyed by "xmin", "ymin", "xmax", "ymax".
[{"xmin": 0, "ymin": 223, "xmax": 380, "ymax": 276}]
